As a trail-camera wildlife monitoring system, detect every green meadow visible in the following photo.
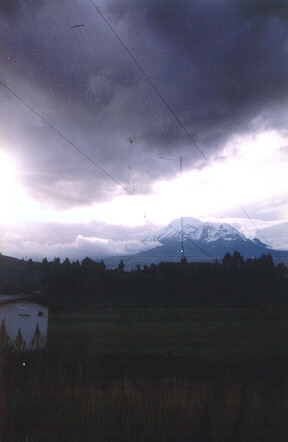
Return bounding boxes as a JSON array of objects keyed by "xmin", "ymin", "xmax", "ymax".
[
  {"xmin": 48, "ymin": 308, "xmax": 288, "ymax": 361},
  {"xmin": 2, "ymin": 308, "xmax": 288, "ymax": 441}
]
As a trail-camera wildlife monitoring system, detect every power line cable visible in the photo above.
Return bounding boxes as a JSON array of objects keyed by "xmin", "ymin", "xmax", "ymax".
[
  {"xmin": 2, "ymin": 4, "xmax": 281, "ymax": 265},
  {"xmin": 89, "ymin": 0, "xmax": 212, "ymax": 167},
  {"xmin": 0, "ymin": 78, "xmax": 135, "ymax": 197},
  {"xmin": 89, "ymin": 2, "xmax": 281, "ymax": 264},
  {"xmin": 168, "ymin": 223, "xmax": 217, "ymax": 262},
  {"xmin": 0, "ymin": 77, "xmax": 276, "ymax": 265},
  {"xmin": 237, "ymin": 203, "xmax": 282, "ymax": 263}
]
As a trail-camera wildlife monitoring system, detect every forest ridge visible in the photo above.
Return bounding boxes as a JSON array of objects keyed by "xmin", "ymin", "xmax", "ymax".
[{"xmin": 0, "ymin": 251, "xmax": 287, "ymax": 310}]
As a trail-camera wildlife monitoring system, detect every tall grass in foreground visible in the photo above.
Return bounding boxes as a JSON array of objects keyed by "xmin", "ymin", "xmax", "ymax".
[{"xmin": 3, "ymin": 359, "xmax": 288, "ymax": 442}]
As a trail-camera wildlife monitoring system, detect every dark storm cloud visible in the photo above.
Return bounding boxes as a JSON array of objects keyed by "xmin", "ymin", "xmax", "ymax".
[
  {"xmin": 1, "ymin": 0, "xmax": 288, "ymax": 208},
  {"xmin": 0, "ymin": 0, "xmax": 21, "ymax": 17},
  {"xmin": 1, "ymin": 1, "xmax": 137, "ymax": 105},
  {"xmin": 108, "ymin": 0, "xmax": 288, "ymax": 138},
  {"xmin": 243, "ymin": 0, "xmax": 288, "ymax": 18}
]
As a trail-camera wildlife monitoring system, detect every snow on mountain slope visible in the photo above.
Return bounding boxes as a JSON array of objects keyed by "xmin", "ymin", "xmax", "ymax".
[
  {"xmin": 146, "ymin": 217, "xmax": 249, "ymax": 245},
  {"xmin": 201, "ymin": 217, "xmax": 288, "ymax": 250},
  {"xmin": 103, "ymin": 217, "xmax": 288, "ymax": 269}
]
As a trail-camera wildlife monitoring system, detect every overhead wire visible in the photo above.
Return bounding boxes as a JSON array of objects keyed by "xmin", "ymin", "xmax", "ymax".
[
  {"xmin": 89, "ymin": 1, "xmax": 282, "ymax": 264},
  {"xmin": 0, "ymin": 78, "xmax": 135, "ymax": 197},
  {"xmin": 65, "ymin": 0, "xmax": 276, "ymax": 264},
  {"xmin": 89, "ymin": 0, "xmax": 212, "ymax": 168},
  {"xmin": 169, "ymin": 223, "xmax": 217, "ymax": 262},
  {"xmin": 1, "ymin": 3, "xmax": 280, "ymax": 266},
  {"xmin": 237, "ymin": 203, "xmax": 282, "ymax": 263}
]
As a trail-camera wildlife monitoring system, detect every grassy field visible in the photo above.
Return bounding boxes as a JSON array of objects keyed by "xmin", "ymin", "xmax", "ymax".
[
  {"xmin": 2, "ymin": 307, "xmax": 288, "ymax": 440},
  {"xmin": 5, "ymin": 373, "xmax": 288, "ymax": 441},
  {"xmin": 47, "ymin": 307, "xmax": 288, "ymax": 363}
]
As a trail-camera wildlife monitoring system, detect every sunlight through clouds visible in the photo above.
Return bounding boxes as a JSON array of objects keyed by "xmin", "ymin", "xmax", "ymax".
[
  {"xmin": 141, "ymin": 130, "xmax": 288, "ymax": 224},
  {"xmin": 1, "ymin": 0, "xmax": 288, "ymax": 260},
  {"xmin": 0, "ymin": 153, "xmax": 19, "ymax": 223},
  {"xmin": 4, "ymin": 130, "xmax": 286, "ymax": 229}
]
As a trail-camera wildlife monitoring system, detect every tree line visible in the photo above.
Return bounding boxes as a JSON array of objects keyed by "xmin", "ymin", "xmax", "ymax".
[{"xmin": 0, "ymin": 251, "xmax": 287, "ymax": 309}]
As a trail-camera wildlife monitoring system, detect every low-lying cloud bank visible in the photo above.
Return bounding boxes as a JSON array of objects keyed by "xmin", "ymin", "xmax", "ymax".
[
  {"xmin": 0, "ymin": 217, "xmax": 287, "ymax": 263},
  {"xmin": 0, "ymin": 220, "xmax": 159, "ymax": 262}
]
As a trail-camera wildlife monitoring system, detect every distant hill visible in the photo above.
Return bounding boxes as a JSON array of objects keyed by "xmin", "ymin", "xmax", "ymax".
[
  {"xmin": 103, "ymin": 217, "xmax": 288, "ymax": 269},
  {"xmin": 0, "ymin": 253, "xmax": 41, "ymax": 294}
]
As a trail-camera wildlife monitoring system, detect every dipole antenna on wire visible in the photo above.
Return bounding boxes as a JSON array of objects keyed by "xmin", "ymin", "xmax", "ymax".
[{"xmin": 180, "ymin": 156, "xmax": 185, "ymax": 262}]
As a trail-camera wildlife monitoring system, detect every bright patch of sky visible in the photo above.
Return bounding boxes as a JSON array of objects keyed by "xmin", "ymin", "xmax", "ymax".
[{"xmin": 3, "ymin": 130, "xmax": 287, "ymax": 230}]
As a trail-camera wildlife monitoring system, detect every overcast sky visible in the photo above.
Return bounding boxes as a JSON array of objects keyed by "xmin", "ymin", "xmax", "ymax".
[{"xmin": 0, "ymin": 0, "xmax": 288, "ymax": 261}]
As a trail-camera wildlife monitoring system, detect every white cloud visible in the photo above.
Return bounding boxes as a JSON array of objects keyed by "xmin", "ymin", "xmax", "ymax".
[
  {"xmin": 1, "ymin": 128, "xmax": 287, "ymax": 262},
  {"xmin": 0, "ymin": 228, "xmax": 157, "ymax": 262}
]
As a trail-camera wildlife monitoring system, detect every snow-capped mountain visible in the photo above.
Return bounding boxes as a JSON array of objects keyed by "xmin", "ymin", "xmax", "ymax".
[
  {"xmin": 146, "ymin": 217, "xmax": 250, "ymax": 245},
  {"xmin": 103, "ymin": 217, "xmax": 288, "ymax": 269}
]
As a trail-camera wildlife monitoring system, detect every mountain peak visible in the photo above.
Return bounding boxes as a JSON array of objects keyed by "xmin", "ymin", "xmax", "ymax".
[
  {"xmin": 149, "ymin": 218, "xmax": 246, "ymax": 245},
  {"xmin": 104, "ymin": 218, "xmax": 288, "ymax": 269},
  {"xmin": 170, "ymin": 217, "xmax": 204, "ymax": 228}
]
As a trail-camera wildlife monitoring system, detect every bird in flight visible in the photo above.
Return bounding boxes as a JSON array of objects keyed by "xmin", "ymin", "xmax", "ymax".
[
  {"xmin": 125, "ymin": 137, "xmax": 135, "ymax": 144},
  {"xmin": 71, "ymin": 24, "xmax": 85, "ymax": 29}
]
